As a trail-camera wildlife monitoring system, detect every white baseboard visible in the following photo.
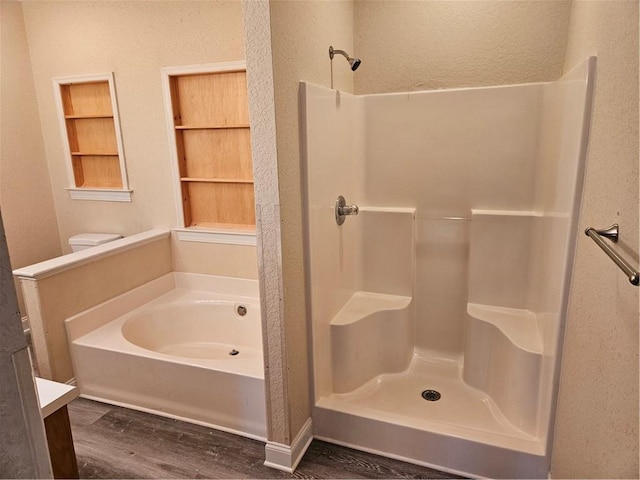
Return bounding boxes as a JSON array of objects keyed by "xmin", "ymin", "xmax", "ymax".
[{"xmin": 263, "ymin": 417, "xmax": 313, "ymax": 473}]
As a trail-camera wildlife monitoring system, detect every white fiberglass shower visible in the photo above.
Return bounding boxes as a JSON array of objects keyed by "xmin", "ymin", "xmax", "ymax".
[{"xmin": 301, "ymin": 58, "xmax": 595, "ymax": 478}]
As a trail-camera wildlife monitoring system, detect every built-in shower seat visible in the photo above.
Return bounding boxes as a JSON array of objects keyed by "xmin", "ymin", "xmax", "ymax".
[
  {"xmin": 327, "ymin": 207, "xmax": 416, "ymax": 395},
  {"xmin": 464, "ymin": 209, "xmax": 553, "ymax": 437},
  {"xmin": 330, "ymin": 292, "xmax": 413, "ymax": 393}
]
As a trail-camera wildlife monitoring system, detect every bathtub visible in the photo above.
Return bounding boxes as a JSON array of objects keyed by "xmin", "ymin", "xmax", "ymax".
[{"xmin": 65, "ymin": 272, "xmax": 266, "ymax": 440}]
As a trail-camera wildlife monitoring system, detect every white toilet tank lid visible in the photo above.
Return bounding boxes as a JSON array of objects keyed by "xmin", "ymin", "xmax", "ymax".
[{"xmin": 69, "ymin": 233, "xmax": 122, "ymax": 246}]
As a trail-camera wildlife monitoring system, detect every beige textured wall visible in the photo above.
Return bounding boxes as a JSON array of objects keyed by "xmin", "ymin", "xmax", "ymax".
[
  {"xmin": 21, "ymin": 237, "xmax": 172, "ymax": 382},
  {"xmin": 0, "ymin": 2, "xmax": 62, "ymax": 313},
  {"xmin": 242, "ymin": 0, "xmax": 289, "ymax": 445},
  {"xmin": 551, "ymin": 1, "xmax": 639, "ymax": 478},
  {"xmin": 354, "ymin": 0, "xmax": 572, "ymax": 93},
  {"xmin": 269, "ymin": 0, "xmax": 354, "ymax": 438},
  {"xmin": 20, "ymin": 1, "xmax": 255, "ymax": 275}
]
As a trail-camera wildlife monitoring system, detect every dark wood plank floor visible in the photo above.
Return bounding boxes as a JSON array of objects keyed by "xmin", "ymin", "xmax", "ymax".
[{"xmin": 68, "ymin": 398, "xmax": 464, "ymax": 479}]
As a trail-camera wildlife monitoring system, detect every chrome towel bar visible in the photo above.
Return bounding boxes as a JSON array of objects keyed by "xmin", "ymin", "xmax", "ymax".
[{"xmin": 585, "ymin": 224, "xmax": 639, "ymax": 286}]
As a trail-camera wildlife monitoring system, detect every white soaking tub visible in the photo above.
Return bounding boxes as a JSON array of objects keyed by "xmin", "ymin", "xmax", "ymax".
[{"xmin": 65, "ymin": 272, "xmax": 266, "ymax": 440}]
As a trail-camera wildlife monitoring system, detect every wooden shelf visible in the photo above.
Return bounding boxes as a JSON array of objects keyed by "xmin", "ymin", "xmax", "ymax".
[
  {"xmin": 55, "ymin": 74, "xmax": 128, "ymax": 197},
  {"xmin": 165, "ymin": 66, "xmax": 255, "ymax": 229},
  {"xmin": 71, "ymin": 155, "xmax": 122, "ymax": 188},
  {"xmin": 71, "ymin": 151, "xmax": 119, "ymax": 156},
  {"xmin": 180, "ymin": 177, "xmax": 253, "ymax": 184},
  {"xmin": 60, "ymin": 81, "xmax": 113, "ymax": 117},
  {"xmin": 187, "ymin": 222, "xmax": 256, "ymax": 231},
  {"xmin": 185, "ymin": 182, "xmax": 255, "ymax": 226},
  {"xmin": 175, "ymin": 124, "xmax": 249, "ymax": 130},
  {"xmin": 65, "ymin": 114, "xmax": 114, "ymax": 119}
]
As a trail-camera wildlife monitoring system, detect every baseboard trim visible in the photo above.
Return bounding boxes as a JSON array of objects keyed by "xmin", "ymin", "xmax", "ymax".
[{"xmin": 263, "ymin": 417, "xmax": 313, "ymax": 473}]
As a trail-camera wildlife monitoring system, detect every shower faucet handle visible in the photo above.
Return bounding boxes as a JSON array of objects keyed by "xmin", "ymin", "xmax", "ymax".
[
  {"xmin": 335, "ymin": 195, "xmax": 359, "ymax": 225},
  {"xmin": 339, "ymin": 204, "xmax": 359, "ymax": 216}
]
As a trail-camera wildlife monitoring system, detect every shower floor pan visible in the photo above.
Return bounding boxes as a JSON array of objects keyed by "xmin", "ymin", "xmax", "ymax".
[{"xmin": 314, "ymin": 350, "xmax": 547, "ymax": 479}]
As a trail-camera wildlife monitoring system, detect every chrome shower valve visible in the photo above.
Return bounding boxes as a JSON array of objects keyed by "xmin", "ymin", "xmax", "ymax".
[{"xmin": 335, "ymin": 195, "xmax": 359, "ymax": 225}]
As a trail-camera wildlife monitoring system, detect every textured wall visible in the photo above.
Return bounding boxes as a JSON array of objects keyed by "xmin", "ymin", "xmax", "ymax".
[
  {"xmin": 268, "ymin": 0, "xmax": 354, "ymax": 440},
  {"xmin": 0, "ymin": 2, "xmax": 62, "ymax": 314},
  {"xmin": 20, "ymin": 1, "xmax": 255, "ymax": 275},
  {"xmin": 242, "ymin": 0, "xmax": 290, "ymax": 445},
  {"xmin": 551, "ymin": 1, "xmax": 639, "ymax": 478},
  {"xmin": 354, "ymin": 0, "xmax": 572, "ymax": 94}
]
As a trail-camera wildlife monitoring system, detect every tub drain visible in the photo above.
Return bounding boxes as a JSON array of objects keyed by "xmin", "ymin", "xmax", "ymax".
[
  {"xmin": 421, "ymin": 389, "xmax": 441, "ymax": 401},
  {"xmin": 229, "ymin": 349, "xmax": 239, "ymax": 356}
]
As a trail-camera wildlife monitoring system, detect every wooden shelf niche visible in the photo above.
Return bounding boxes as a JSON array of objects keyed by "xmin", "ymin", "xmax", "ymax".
[
  {"xmin": 163, "ymin": 63, "xmax": 255, "ymax": 230},
  {"xmin": 54, "ymin": 73, "xmax": 131, "ymax": 202}
]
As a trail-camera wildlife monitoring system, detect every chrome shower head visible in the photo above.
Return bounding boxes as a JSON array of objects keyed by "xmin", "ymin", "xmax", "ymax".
[{"xmin": 329, "ymin": 46, "xmax": 361, "ymax": 71}]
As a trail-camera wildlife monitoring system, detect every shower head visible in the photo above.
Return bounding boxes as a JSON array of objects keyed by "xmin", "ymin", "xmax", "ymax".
[{"xmin": 329, "ymin": 46, "xmax": 361, "ymax": 71}]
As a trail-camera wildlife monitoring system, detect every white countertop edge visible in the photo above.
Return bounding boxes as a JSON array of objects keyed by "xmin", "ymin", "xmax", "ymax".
[
  {"xmin": 13, "ymin": 229, "xmax": 170, "ymax": 280},
  {"xmin": 35, "ymin": 377, "xmax": 79, "ymax": 418}
]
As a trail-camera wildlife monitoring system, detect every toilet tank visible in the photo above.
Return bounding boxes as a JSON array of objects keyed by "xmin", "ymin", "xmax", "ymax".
[{"xmin": 69, "ymin": 233, "xmax": 122, "ymax": 252}]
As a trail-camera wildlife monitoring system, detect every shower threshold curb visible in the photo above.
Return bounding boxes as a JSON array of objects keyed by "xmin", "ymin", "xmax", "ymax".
[{"xmin": 313, "ymin": 404, "xmax": 547, "ymax": 479}]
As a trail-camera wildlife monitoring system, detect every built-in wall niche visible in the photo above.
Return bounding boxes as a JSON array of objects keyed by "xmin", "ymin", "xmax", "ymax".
[
  {"xmin": 53, "ymin": 73, "xmax": 132, "ymax": 202},
  {"xmin": 162, "ymin": 62, "xmax": 256, "ymax": 245}
]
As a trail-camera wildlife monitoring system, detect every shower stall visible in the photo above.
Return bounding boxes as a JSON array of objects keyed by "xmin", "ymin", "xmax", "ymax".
[{"xmin": 301, "ymin": 58, "xmax": 595, "ymax": 478}]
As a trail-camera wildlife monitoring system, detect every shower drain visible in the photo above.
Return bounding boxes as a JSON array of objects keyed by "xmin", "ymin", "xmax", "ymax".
[{"xmin": 421, "ymin": 389, "xmax": 441, "ymax": 401}]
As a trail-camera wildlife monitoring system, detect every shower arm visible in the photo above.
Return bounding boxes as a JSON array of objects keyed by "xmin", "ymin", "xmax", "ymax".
[
  {"xmin": 329, "ymin": 47, "xmax": 349, "ymax": 60},
  {"xmin": 329, "ymin": 46, "xmax": 361, "ymax": 71},
  {"xmin": 329, "ymin": 46, "xmax": 361, "ymax": 89}
]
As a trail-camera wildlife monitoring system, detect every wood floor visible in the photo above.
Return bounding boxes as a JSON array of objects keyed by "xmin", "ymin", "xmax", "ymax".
[{"xmin": 68, "ymin": 398, "xmax": 465, "ymax": 479}]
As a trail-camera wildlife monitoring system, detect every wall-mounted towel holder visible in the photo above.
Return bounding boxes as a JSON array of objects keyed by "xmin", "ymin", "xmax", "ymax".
[{"xmin": 585, "ymin": 224, "xmax": 639, "ymax": 286}]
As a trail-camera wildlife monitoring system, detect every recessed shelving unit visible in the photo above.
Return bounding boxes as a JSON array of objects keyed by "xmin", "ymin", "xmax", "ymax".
[
  {"xmin": 53, "ymin": 73, "xmax": 131, "ymax": 202},
  {"xmin": 163, "ymin": 62, "xmax": 256, "ymax": 237}
]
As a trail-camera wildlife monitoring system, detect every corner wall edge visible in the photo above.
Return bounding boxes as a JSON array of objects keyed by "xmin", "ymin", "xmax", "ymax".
[{"xmin": 263, "ymin": 417, "xmax": 313, "ymax": 473}]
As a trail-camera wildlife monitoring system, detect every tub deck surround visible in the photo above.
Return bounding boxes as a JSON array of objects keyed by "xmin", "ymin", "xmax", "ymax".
[
  {"xmin": 65, "ymin": 272, "xmax": 266, "ymax": 440},
  {"xmin": 14, "ymin": 230, "xmax": 173, "ymax": 381},
  {"xmin": 303, "ymin": 58, "xmax": 595, "ymax": 478},
  {"xmin": 13, "ymin": 230, "xmax": 170, "ymax": 281}
]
